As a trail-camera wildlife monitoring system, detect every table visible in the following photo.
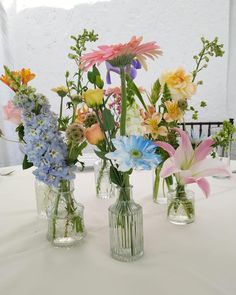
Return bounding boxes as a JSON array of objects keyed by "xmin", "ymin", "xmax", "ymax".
[{"xmin": 0, "ymin": 163, "xmax": 236, "ymax": 295}]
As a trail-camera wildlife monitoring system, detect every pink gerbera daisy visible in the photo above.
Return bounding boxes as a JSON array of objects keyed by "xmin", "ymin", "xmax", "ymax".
[{"xmin": 81, "ymin": 36, "xmax": 162, "ymax": 71}]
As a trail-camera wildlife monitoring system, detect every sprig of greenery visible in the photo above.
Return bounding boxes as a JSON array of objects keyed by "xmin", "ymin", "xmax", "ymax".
[
  {"xmin": 212, "ymin": 120, "xmax": 236, "ymax": 150},
  {"xmin": 192, "ymin": 37, "xmax": 224, "ymax": 83}
]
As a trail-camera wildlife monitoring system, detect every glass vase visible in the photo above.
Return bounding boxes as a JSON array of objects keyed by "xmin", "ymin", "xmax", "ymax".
[
  {"xmin": 108, "ymin": 186, "xmax": 143, "ymax": 262},
  {"xmin": 213, "ymin": 145, "xmax": 231, "ymax": 179},
  {"xmin": 153, "ymin": 166, "xmax": 174, "ymax": 204},
  {"xmin": 167, "ymin": 185, "xmax": 195, "ymax": 225},
  {"xmin": 94, "ymin": 159, "xmax": 114, "ymax": 199},
  {"xmin": 35, "ymin": 180, "xmax": 53, "ymax": 218},
  {"xmin": 47, "ymin": 180, "xmax": 85, "ymax": 247}
]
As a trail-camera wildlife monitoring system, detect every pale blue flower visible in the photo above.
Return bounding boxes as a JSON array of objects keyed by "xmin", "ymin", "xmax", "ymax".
[{"xmin": 106, "ymin": 135, "xmax": 162, "ymax": 172}]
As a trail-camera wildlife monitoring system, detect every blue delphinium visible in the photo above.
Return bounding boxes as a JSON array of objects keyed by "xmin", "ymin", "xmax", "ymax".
[
  {"xmin": 13, "ymin": 88, "xmax": 74, "ymax": 187},
  {"xmin": 106, "ymin": 135, "xmax": 162, "ymax": 172}
]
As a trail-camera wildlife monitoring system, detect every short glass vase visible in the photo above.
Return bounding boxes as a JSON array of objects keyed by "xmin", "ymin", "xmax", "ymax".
[
  {"xmin": 47, "ymin": 180, "xmax": 85, "ymax": 247},
  {"xmin": 167, "ymin": 186, "xmax": 195, "ymax": 225},
  {"xmin": 108, "ymin": 186, "xmax": 144, "ymax": 262},
  {"xmin": 94, "ymin": 159, "xmax": 114, "ymax": 199},
  {"xmin": 213, "ymin": 145, "xmax": 231, "ymax": 179}
]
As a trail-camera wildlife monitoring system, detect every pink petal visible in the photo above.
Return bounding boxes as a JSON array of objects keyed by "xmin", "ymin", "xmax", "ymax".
[
  {"xmin": 197, "ymin": 178, "xmax": 210, "ymax": 198},
  {"xmin": 194, "ymin": 138, "xmax": 214, "ymax": 162},
  {"xmin": 155, "ymin": 141, "xmax": 175, "ymax": 156},
  {"xmin": 160, "ymin": 157, "xmax": 179, "ymax": 178},
  {"xmin": 173, "ymin": 127, "xmax": 194, "ymax": 165},
  {"xmin": 191, "ymin": 158, "xmax": 231, "ymax": 178}
]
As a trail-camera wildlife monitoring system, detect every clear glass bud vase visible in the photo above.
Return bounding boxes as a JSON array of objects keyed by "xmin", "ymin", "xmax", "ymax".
[
  {"xmin": 35, "ymin": 180, "xmax": 53, "ymax": 218},
  {"xmin": 213, "ymin": 145, "xmax": 231, "ymax": 179},
  {"xmin": 47, "ymin": 180, "xmax": 85, "ymax": 247},
  {"xmin": 94, "ymin": 159, "xmax": 114, "ymax": 199},
  {"xmin": 153, "ymin": 166, "xmax": 174, "ymax": 204},
  {"xmin": 167, "ymin": 185, "xmax": 195, "ymax": 225},
  {"xmin": 108, "ymin": 186, "xmax": 144, "ymax": 262}
]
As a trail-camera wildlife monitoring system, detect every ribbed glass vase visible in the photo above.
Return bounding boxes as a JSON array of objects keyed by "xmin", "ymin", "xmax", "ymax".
[
  {"xmin": 108, "ymin": 186, "xmax": 143, "ymax": 262},
  {"xmin": 94, "ymin": 159, "xmax": 114, "ymax": 199},
  {"xmin": 167, "ymin": 185, "xmax": 195, "ymax": 225},
  {"xmin": 47, "ymin": 180, "xmax": 85, "ymax": 247}
]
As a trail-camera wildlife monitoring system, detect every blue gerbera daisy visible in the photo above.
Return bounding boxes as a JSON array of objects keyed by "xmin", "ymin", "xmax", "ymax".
[{"xmin": 106, "ymin": 135, "xmax": 162, "ymax": 172}]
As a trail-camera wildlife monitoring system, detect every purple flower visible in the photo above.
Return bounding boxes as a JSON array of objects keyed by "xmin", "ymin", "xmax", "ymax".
[{"xmin": 106, "ymin": 59, "xmax": 141, "ymax": 84}]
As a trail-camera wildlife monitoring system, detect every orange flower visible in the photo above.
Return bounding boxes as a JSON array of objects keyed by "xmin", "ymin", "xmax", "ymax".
[
  {"xmin": 163, "ymin": 101, "xmax": 183, "ymax": 122},
  {"xmin": 75, "ymin": 105, "xmax": 90, "ymax": 124},
  {"xmin": 140, "ymin": 105, "xmax": 156, "ymax": 121},
  {"xmin": 141, "ymin": 109, "xmax": 168, "ymax": 139},
  {"xmin": 20, "ymin": 68, "xmax": 36, "ymax": 84},
  {"xmin": 85, "ymin": 123, "xmax": 105, "ymax": 145}
]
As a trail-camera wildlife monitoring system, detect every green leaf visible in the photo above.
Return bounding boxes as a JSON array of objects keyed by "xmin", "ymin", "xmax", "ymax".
[
  {"xmin": 150, "ymin": 79, "xmax": 161, "ymax": 105},
  {"xmin": 92, "ymin": 65, "xmax": 100, "ymax": 77},
  {"xmin": 94, "ymin": 150, "xmax": 107, "ymax": 160},
  {"xmin": 110, "ymin": 166, "xmax": 123, "ymax": 186},
  {"xmin": 95, "ymin": 75, "xmax": 104, "ymax": 89},
  {"xmin": 87, "ymin": 71, "xmax": 95, "ymax": 84},
  {"xmin": 126, "ymin": 76, "xmax": 147, "ymax": 110},
  {"xmin": 15, "ymin": 123, "xmax": 24, "ymax": 142},
  {"xmin": 102, "ymin": 108, "xmax": 115, "ymax": 131},
  {"xmin": 162, "ymin": 83, "xmax": 172, "ymax": 102},
  {"xmin": 22, "ymin": 155, "xmax": 33, "ymax": 170}
]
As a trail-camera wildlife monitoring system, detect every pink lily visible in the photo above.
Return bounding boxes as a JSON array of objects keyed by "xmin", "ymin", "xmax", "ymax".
[{"xmin": 156, "ymin": 128, "xmax": 231, "ymax": 197}]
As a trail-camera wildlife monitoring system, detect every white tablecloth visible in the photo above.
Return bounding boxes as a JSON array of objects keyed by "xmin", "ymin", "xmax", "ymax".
[{"xmin": 0, "ymin": 163, "xmax": 236, "ymax": 295}]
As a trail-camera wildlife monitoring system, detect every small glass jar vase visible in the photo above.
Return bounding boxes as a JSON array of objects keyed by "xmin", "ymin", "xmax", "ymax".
[
  {"xmin": 47, "ymin": 180, "xmax": 85, "ymax": 247},
  {"xmin": 153, "ymin": 166, "xmax": 174, "ymax": 204},
  {"xmin": 108, "ymin": 186, "xmax": 143, "ymax": 262},
  {"xmin": 167, "ymin": 185, "xmax": 195, "ymax": 225},
  {"xmin": 35, "ymin": 180, "xmax": 53, "ymax": 218},
  {"xmin": 213, "ymin": 145, "xmax": 231, "ymax": 179},
  {"xmin": 94, "ymin": 159, "xmax": 114, "ymax": 199}
]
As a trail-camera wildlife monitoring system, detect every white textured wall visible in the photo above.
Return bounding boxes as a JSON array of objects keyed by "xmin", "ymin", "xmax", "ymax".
[{"xmin": 0, "ymin": 0, "xmax": 231, "ymax": 166}]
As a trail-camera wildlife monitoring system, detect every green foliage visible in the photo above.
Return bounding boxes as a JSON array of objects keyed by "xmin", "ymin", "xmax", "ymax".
[
  {"xmin": 192, "ymin": 36, "xmax": 224, "ymax": 82},
  {"xmin": 15, "ymin": 123, "xmax": 25, "ymax": 142},
  {"xmin": 162, "ymin": 83, "xmax": 172, "ymax": 103},
  {"xmin": 150, "ymin": 79, "xmax": 161, "ymax": 106},
  {"xmin": 212, "ymin": 120, "xmax": 236, "ymax": 149},
  {"xmin": 101, "ymin": 108, "xmax": 115, "ymax": 132},
  {"xmin": 22, "ymin": 154, "xmax": 33, "ymax": 170},
  {"xmin": 126, "ymin": 75, "xmax": 147, "ymax": 110},
  {"xmin": 110, "ymin": 166, "xmax": 123, "ymax": 186},
  {"xmin": 200, "ymin": 101, "xmax": 207, "ymax": 107},
  {"xmin": 67, "ymin": 141, "xmax": 87, "ymax": 166},
  {"xmin": 87, "ymin": 65, "xmax": 104, "ymax": 89}
]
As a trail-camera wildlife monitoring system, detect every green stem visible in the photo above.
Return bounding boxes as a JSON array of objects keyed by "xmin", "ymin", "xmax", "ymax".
[
  {"xmin": 58, "ymin": 96, "xmax": 64, "ymax": 129},
  {"xmin": 120, "ymin": 67, "xmax": 127, "ymax": 136},
  {"xmin": 96, "ymin": 159, "xmax": 107, "ymax": 195},
  {"xmin": 153, "ymin": 167, "xmax": 161, "ymax": 202}
]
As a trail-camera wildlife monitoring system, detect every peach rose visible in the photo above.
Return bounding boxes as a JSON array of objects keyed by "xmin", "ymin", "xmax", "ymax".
[
  {"xmin": 3, "ymin": 100, "xmax": 21, "ymax": 125},
  {"xmin": 85, "ymin": 123, "xmax": 105, "ymax": 145}
]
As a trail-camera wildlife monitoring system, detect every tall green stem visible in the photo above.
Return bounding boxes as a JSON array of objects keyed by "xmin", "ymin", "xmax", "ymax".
[
  {"xmin": 58, "ymin": 96, "xmax": 64, "ymax": 129},
  {"xmin": 120, "ymin": 67, "xmax": 127, "ymax": 136}
]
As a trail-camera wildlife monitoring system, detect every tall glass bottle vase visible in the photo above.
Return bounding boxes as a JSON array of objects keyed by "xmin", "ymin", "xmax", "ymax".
[
  {"xmin": 153, "ymin": 166, "xmax": 174, "ymax": 204},
  {"xmin": 47, "ymin": 180, "xmax": 85, "ymax": 247},
  {"xmin": 167, "ymin": 184, "xmax": 195, "ymax": 225},
  {"xmin": 108, "ymin": 186, "xmax": 144, "ymax": 262},
  {"xmin": 94, "ymin": 159, "xmax": 114, "ymax": 199}
]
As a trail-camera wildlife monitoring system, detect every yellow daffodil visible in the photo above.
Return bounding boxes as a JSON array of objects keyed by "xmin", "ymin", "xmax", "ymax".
[
  {"xmin": 164, "ymin": 101, "xmax": 183, "ymax": 122},
  {"xmin": 160, "ymin": 67, "xmax": 197, "ymax": 101}
]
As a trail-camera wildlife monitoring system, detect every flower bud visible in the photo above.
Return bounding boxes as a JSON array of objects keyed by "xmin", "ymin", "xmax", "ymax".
[
  {"xmin": 66, "ymin": 123, "xmax": 85, "ymax": 144},
  {"xmin": 83, "ymin": 89, "xmax": 104, "ymax": 108},
  {"xmin": 85, "ymin": 123, "xmax": 105, "ymax": 145},
  {"xmin": 83, "ymin": 113, "xmax": 97, "ymax": 128}
]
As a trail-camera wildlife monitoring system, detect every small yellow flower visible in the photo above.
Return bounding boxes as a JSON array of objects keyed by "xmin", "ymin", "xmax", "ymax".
[
  {"xmin": 164, "ymin": 101, "xmax": 183, "ymax": 122},
  {"xmin": 83, "ymin": 89, "xmax": 104, "ymax": 108},
  {"xmin": 51, "ymin": 85, "xmax": 68, "ymax": 97},
  {"xmin": 160, "ymin": 67, "xmax": 197, "ymax": 101}
]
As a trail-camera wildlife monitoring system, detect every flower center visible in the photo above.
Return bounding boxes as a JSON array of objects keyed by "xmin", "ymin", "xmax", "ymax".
[{"xmin": 130, "ymin": 149, "xmax": 142, "ymax": 159}]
